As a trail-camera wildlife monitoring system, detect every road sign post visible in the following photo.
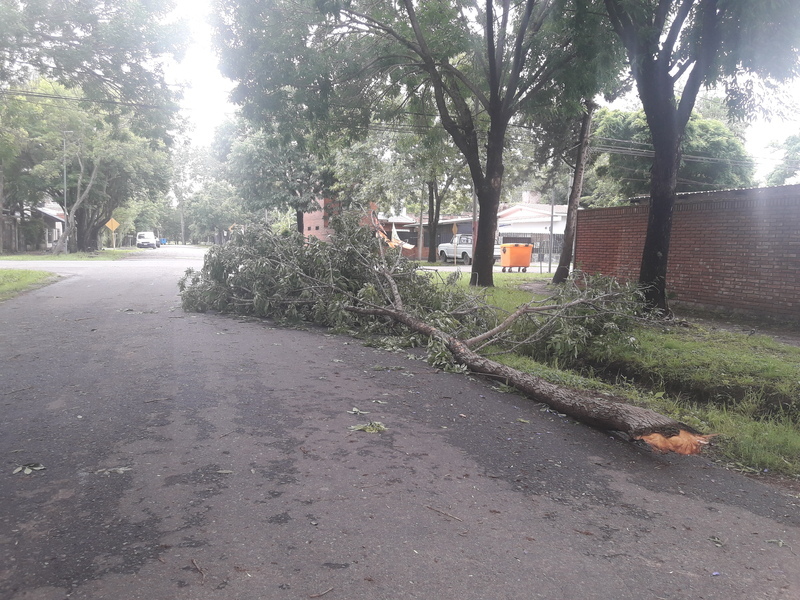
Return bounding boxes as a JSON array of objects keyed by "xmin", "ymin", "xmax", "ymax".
[{"xmin": 105, "ymin": 218, "xmax": 120, "ymax": 249}]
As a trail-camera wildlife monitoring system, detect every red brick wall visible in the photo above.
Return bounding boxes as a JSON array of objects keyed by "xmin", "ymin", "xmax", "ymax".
[
  {"xmin": 575, "ymin": 186, "xmax": 800, "ymax": 320},
  {"xmin": 304, "ymin": 198, "xmax": 340, "ymax": 241}
]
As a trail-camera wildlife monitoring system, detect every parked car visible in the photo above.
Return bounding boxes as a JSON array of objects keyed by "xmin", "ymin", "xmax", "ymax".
[
  {"xmin": 136, "ymin": 231, "xmax": 160, "ymax": 249},
  {"xmin": 437, "ymin": 233, "xmax": 501, "ymax": 264}
]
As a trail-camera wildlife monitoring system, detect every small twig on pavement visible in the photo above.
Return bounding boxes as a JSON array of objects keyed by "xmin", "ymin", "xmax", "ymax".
[
  {"xmin": 3, "ymin": 387, "xmax": 32, "ymax": 396},
  {"xmin": 425, "ymin": 505, "xmax": 463, "ymax": 522},
  {"xmin": 309, "ymin": 587, "xmax": 334, "ymax": 598},
  {"xmin": 191, "ymin": 558, "xmax": 206, "ymax": 583}
]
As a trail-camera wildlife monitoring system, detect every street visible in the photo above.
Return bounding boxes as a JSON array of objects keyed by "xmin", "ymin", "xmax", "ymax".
[{"xmin": 1, "ymin": 246, "xmax": 798, "ymax": 600}]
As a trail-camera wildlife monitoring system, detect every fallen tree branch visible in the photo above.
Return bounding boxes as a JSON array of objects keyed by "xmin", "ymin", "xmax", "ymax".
[
  {"xmin": 464, "ymin": 294, "xmax": 615, "ymax": 348},
  {"xmin": 347, "ymin": 303, "xmax": 711, "ymax": 453}
]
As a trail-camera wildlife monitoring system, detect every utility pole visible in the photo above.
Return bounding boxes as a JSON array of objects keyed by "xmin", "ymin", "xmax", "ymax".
[{"xmin": 60, "ymin": 131, "xmax": 73, "ymax": 251}]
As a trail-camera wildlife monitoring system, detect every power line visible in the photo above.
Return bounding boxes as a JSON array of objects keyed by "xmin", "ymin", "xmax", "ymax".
[{"xmin": 0, "ymin": 89, "xmax": 170, "ymax": 110}]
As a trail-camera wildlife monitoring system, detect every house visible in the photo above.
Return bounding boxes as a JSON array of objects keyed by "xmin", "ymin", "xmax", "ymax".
[
  {"xmin": 300, "ymin": 196, "xmax": 570, "ymax": 262},
  {"xmin": 404, "ymin": 200, "xmax": 570, "ymax": 260},
  {"xmin": 1, "ymin": 201, "xmax": 65, "ymax": 252},
  {"xmin": 33, "ymin": 202, "xmax": 66, "ymax": 250},
  {"xmin": 497, "ymin": 202, "xmax": 569, "ymax": 237}
]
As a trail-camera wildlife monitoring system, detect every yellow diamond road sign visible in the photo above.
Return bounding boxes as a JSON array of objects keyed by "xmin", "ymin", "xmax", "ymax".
[{"xmin": 105, "ymin": 218, "xmax": 120, "ymax": 231}]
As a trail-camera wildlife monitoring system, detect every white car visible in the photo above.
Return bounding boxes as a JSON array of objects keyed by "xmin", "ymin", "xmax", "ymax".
[{"xmin": 136, "ymin": 231, "xmax": 160, "ymax": 249}]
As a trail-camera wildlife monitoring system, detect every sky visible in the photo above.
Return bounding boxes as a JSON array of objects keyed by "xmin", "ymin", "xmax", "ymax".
[
  {"xmin": 167, "ymin": 0, "xmax": 236, "ymax": 147},
  {"xmin": 167, "ymin": 0, "xmax": 799, "ymax": 181}
]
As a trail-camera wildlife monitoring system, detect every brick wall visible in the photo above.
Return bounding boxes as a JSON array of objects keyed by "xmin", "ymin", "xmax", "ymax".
[
  {"xmin": 303, "ymin": 198, "xmax": 340, "ymax": 241},
  {"xmin": 575, "ymin": 186, "xmax": 800, "ymax": 320}
]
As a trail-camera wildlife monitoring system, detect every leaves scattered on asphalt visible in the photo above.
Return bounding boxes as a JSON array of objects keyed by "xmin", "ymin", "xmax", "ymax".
[
  {"xmin": 13, "ymin": 463, "xmax": 45, "ymax": 475},
  {"xmin": 348, "ymin": 421, "xmax": 387, "ymax": 433},
  {"xmin": 95, "ymin": 466, "xmax": 132, "ymax": 475},
  {"xmin": 767, "ymin": 539, "xmax": 796, "ymax": 554}
]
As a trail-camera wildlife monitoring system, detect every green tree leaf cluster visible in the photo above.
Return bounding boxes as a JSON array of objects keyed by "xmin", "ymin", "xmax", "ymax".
[{"xmin": 586, "ymin": 107, "xmax": 755, "ymax": 203}]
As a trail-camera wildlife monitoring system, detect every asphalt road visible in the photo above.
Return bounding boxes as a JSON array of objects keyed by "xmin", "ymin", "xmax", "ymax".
[{"xmin": 1, "ymin": 247, "xmax": 798, "ymax": 600}]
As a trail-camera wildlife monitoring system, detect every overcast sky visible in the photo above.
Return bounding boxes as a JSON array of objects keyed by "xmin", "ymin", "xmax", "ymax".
[{"xmin": 168, "ymin": 0, "xmax": 235, "ymax": 147}]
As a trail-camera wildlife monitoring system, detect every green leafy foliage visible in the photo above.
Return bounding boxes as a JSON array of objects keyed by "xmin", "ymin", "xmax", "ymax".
[
  {"xmin": 499, "ymin": 273, "xmax": 647, "ymax": 365},
  {"xmin": 0, "ymin": 0, "xmax": 185, "ymax": 139},
  {"xmin": 179, "ymin": 212, "xmax": 494, "ymax": 337}
]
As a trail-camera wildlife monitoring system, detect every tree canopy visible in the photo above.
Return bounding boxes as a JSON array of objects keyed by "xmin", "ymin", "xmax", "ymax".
[{"xmin": 212, "ymin": 0, "xmax": 622, "ymax": 286}]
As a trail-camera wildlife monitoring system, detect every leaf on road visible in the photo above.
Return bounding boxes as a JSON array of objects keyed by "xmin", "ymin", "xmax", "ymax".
[
  {"xmin": 13, "ymin": 463, "xmax": 45, "ymax": 475},
  {"xmin": 216, "ymin": 470, "xmax": 234, "ymax": 474},
  {"xmin": 347, "ymin": 407, "xmax": 369, "ymax": 415},
  {"xmin": 348, "ymin": 421, "xmax": 387, "ymax": 433},
  {"xmin": 95, "ymin": 467, "xmax": 132, "ymax": 475}
]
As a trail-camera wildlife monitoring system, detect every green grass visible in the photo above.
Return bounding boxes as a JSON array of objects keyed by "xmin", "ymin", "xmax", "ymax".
[
  {"xmin": 0, "ymin": 269, "xmax": 58, "ymax": 301},
  {"xmin": 642, "ymin": 391, "xmax": 800, "ymax": 476},
  {"xmin": 496, "ymin": 345, "xmax": 800, "ymax": 476},
  {"xmin": 586, "ymin": 324, "xmax": 800, "ymax": 417},
  {"xmin": 443, "ymin": 270, "xmax": 553, "ymax": 312},
  {"xmin": 0, "ymin": 248, "xmax": 138, "ymax": 261}
]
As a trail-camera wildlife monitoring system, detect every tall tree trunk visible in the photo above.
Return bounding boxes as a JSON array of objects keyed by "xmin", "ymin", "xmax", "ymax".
[
  {"xmin": 639, "ymin": 149, "xmax": 680, "ymax": 312},
  {"xmin": 554, "ymin": 100, "xmax": 596, "ymax": 284},
  {"xmin": 53, "ymin": 158, "xmax": 100, "ymax": 255},
  {"xmin": 469, "ymin": 125, "xmax": 506, "ymax": 287},
  {"xmin": 0, "ymin": 166, "xmax": 5, "ymax": 253},
  {"xmin": 638, "ymin": 99, "xmax": 682, "ymax": 312},
  {"xmin": 295, "ymin": 209, "xmax": 304, "ymax": 234},
  {"xmin": 426, "ymin": 180, "xmax": 441, "ymax": 263}
]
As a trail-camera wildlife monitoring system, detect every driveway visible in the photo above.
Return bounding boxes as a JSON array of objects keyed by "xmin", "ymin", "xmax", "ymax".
[{"xmin": 1, "ymin": 247, "xmax": 798, "ymax": 599}]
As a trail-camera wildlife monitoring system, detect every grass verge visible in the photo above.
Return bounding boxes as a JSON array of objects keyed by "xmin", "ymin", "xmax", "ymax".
[
  {"xmin": 0, "ymin": 248, "xmax": 138, "ymax": 261},
  {"xmin": 0, "ymin": 269, "xmax": 58, "ymax": 301}
]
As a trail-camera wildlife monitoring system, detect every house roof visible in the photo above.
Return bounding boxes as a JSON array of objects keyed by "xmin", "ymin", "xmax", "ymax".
[
  {"xmin": 497, "ymin": 203, "xmax": 569, "ymax": 219},
  {"xmin": 34, "ymin": 206, "xmax": 65, "ymax": 222}
]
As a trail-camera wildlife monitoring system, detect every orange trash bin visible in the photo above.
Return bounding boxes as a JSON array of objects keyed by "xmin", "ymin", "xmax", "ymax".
[{"xmin": 500, "ymin": 243, "xmax": 533, "ymax": 272}]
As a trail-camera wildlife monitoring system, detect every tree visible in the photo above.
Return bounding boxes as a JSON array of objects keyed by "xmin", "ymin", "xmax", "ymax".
[
  {"xmin": 213, "ymin": 0, "xmax": 620, "ymax": 287},
  {"xmin": 0, "ymin": 80, "xmax": 172, "ymax": 253},
  {"xmin": 766, "ymin": 135, "xmax": 800, "ymax": 186},
  {"xmin": 333, "ymin": 122, "xmax": 472, "ymax": 262},
  {"xmin": 72, "ymin": 127, "xmax": 172, "ymax": 251},
  {"xmin": 602, "ymin": 0, "xmax": 800, "ymax": 310},
  {"xmin": 227, "ymin": 125, "xmax": 328, "ymax": 233},
  {"xmin": 0, "ymin": 88, "xmax": 35, "ymax": 251},
  {"xmin": 51, "ymin": 136, "xmax": 101, "ymax": 254},
  {"xmin": 589, "ymin": 108, "xmax": 755, "ymax": 200},
  {"xmin": 0, "ymin": 0, "xmax": 186, "ymax": 141},
  {"xmin": 180, "ymin": 215, "xmax": 712, "ymax": 454},
  {"xmin": 171, "ymin": 141, "xmax": 225, "ymax": 244},
  {"xmin": 183, "ymin": 180, "xmax": 243, "ymax": 244},
  {"xmin": 553, "ymin": 100, "xmax": 597, "ymax": 284}
]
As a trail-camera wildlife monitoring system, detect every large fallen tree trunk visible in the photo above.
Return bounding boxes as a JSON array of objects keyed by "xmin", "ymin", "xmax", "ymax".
[{"xmin": 348, "ymin": 303, "xmax": 712, "ymax": 454}]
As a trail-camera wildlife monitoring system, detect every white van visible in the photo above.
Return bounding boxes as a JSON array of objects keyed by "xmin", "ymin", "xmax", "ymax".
[{"xmin": 136, "ymin": 231, "xmax": 160, "ymax": 249}]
